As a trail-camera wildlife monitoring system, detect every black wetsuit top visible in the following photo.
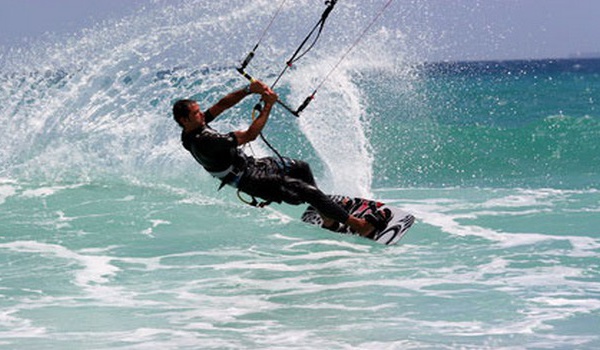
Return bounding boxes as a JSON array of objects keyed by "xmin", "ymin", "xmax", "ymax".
[
  {"xmin": 181, "ymin": 110, "xmax": 349, "ymax": 224},
  {"xmin": 181, "ymin": 124, "xmax": 245, "ymax": 174}
]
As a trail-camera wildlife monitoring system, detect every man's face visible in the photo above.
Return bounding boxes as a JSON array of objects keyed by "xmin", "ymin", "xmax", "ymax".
[
  {"xmin": 188, "ymin": 102, "xmax": 203, "ymax": 124},
  {"xmin": 181, "ymin": 102, "xmax": 205, "ymax": 129}
]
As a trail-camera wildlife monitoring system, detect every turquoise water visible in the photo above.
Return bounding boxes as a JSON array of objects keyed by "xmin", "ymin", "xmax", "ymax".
[{"xmin": 1, "ymin": 1, "xmax": 599, "ymax": 349}]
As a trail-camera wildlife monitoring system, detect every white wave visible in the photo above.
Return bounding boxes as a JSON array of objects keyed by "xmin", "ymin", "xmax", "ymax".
[
  {"xmin": 0, "ymin": 184, "xmax": 18, "ymax": 205},
  {"xmin": 0, "ymin": 241, "xmax": 130, "ymax": 304}
]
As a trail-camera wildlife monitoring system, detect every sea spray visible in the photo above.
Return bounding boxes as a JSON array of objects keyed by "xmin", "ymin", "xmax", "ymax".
[{"xmin": 0, "ymin": 1, "xmax": 414, "ymax": 190}]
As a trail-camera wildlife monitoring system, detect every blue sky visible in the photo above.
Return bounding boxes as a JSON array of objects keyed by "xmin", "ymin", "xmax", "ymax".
[
  {"xmin": 1, "ymin": 0, "xmax": 599, "ymax": 61},
  {"xmin": 410, "ymin": 0, "xmax": 600, "ymax": 61},
  {"xmin": 0, "ymin": 0, "xmax": 148, "ymax": 48}
]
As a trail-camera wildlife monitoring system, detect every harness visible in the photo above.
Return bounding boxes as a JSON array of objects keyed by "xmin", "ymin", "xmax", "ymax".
[
  {"xmin": 208, "ymin": 164, "xmax": 244, "ymax": 190},
  {"xmin": 209, "ymin": 157, "xmax": 281, "ymax": 208},
  {"xmin": 236, "ymin": 157, "xmax": 295, "ymax": 208}
]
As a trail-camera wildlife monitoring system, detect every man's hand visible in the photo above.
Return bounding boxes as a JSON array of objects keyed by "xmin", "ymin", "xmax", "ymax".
[
  {"xmin": 249, "ymin": 80, "xmax": 278, "ymax": 104},
  {"xmin": 262, "ymin": 88, "xmax": 278, "ymax": 105},
  {"xmin": 249, "ymin": 79, "xmax": 269, "ymax": 94}
]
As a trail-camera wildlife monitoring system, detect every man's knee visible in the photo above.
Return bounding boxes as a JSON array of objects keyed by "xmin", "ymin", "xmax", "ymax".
[
  {"xmin": 290, "ymin": 160, "xmax": 316, "ymax": 185},
  {"xmin": 280, "ymin": 177, "xmax": 320, "ymax": 205}
]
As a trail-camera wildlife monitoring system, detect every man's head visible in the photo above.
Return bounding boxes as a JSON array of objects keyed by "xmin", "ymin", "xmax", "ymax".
[{"xmin": 173, "ymin": 99, "xmax": 199, "ymax": 128}]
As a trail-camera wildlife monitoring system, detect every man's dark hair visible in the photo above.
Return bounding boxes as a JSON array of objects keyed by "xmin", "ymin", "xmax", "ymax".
[{"xmin": 173, "ymin": 99, "xmax": 196, "ymax": 127}]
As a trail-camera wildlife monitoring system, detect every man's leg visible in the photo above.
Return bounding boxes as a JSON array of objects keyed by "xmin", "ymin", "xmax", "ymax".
[{"xmin": 282, "ymin": 178, "xmax": 378, "ymax": 236}]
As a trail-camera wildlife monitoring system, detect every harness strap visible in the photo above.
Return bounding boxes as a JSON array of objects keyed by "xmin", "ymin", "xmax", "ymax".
[
  {"xmin": 237, "ymin": 190, "xmax": 272, "ymax": 208},
  {"xmin": 208, "ymin": 165, "xmax": 244, "ymax": 190}
]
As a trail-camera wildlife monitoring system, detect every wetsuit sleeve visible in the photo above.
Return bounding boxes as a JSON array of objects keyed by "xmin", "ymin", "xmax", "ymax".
[{"xmin": 204, "ymin": 109, "xmax": 216, "ymax": 124}]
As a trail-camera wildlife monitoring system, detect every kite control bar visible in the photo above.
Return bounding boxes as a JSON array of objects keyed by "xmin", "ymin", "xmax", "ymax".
[
  {"xmin": 235, "ymin": 1, "xmax": 337, "ymax": 117},
  {"xmin": 236, "ymin": 67, "xmax": 304, "ymax": 117}
]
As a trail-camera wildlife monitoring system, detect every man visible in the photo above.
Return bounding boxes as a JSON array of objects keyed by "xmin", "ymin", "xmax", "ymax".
[{"xmin": 173, "ymin": 79, "xmax": 388, "ymax": 237}]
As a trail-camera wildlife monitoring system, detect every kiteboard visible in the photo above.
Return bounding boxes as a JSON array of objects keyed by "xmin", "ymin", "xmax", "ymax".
[{"xmin": 301, "ymin": 195, "xmax": 415, "ymax": 245}]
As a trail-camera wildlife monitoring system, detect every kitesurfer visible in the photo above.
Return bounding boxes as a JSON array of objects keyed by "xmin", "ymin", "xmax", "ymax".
[{"xmin": 173, "ymin": 79, "xmax": 389, "ymax": 236}]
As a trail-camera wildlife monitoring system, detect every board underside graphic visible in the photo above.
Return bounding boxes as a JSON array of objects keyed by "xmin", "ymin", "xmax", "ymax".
[{"xmin": 301, "ymin": 195, "xmax": 415, "ymax": 245}]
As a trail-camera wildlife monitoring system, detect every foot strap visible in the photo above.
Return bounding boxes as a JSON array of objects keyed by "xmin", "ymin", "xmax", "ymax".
[{"xmin": 364, "ymin": 208, "xmax": 392, "ymax": 232}]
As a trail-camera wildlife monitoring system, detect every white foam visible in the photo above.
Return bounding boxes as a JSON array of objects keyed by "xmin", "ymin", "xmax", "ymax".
[
  {"xmin": 20, "ymin": 183, "xmax": 85, "ymax": 199},
  {"xmin": 141, "ymin": 219, "xmax": 171, "ymax": 236},
  {"xmin": 410, "ymin": 190, "xmax": 600, "ymax": 253},
  {"xmin": 0, "ymin": 241, "xmax": 126, "ymax": 303},
  {"xmin": 261, "ymin": 207, "xmax": 294, "ymax": 225},
  {"xmin": 479, "ymin": 188, "xmax": 568, "ymax": 208},
  {"xmin": 532, "ymin": 297, "xmax": 600, "ymax": 310},
  {"xmin": 0, "ymin": 185, "xmax": 18, "ymax": 205},
  {"xmin": 0, "ymin": 309, "xmax": 47, "ymax": 339},
  {"xmin": 286, "ymin": 239, "xmax": 372, "ymax": 252},
  {"xmin": 271, "ymin": 233, "xmax": 304, "ymax": 241}
]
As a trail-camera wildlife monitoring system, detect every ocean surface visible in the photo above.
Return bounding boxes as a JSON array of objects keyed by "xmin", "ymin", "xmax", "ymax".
[{"xmin": 1, "ymin": 1, "xmax": 599, "ymax": 349}]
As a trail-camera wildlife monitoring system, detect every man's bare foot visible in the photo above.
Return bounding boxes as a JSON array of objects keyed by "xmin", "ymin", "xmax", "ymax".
[
  {"xmin": 321, "ymin": 216, "xmax": 335, "ymax": 228},
  {"xmin": 346, "ymin": 209, "xmax": 392, "ymax": 237},
  {"xmin": 345, "ymin": 216, "xmax": 375, "ymax": 237}
]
